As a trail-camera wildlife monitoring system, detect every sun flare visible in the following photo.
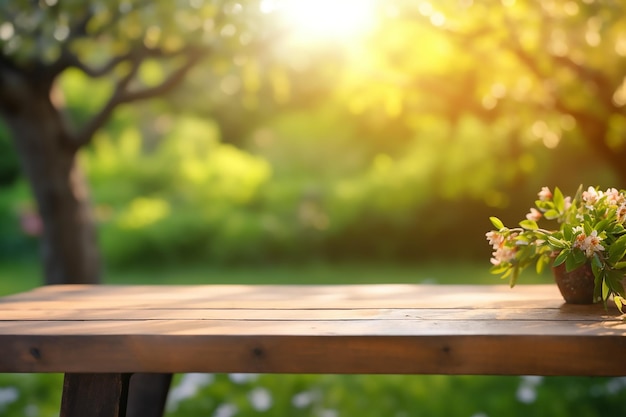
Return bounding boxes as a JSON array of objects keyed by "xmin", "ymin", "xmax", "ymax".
[{"xmin": 266, "ymin": 0, "xmax": 377, "ymax": 43}]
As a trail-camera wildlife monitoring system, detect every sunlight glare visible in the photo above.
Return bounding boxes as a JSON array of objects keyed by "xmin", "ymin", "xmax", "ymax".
[{"xmin": 273, "ymin": 0, "xmax": 377, "ymax": 43}]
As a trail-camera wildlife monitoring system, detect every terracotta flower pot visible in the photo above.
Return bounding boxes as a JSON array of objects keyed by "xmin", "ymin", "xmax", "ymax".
[{"xmin": 551, "ymin": 262, "xmax": 596, "ymax": 304}]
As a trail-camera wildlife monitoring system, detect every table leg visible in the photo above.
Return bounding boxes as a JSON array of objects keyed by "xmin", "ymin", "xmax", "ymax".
[
  {"xmin": 126, "ymin": 373, "xmax": 173, "ymax": 417},
  {"xmin": 60, "ymin": 373, "xmax": 131, "ymax": 417}
]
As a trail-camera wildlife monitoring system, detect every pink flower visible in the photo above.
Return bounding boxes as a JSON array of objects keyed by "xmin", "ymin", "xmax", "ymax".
[
  {"xmin": 604, "ymin": 188, "xmax": 622, "ymax": 205},
  {"xmin": 563, "ymin": 196, "xmax": 572, "ymax": 210},
  {"xmin": 538, "ymin": 187, "xmax": 552, "ymax": 201},
  {"xmin": 582, "ymin": 186, "xmax": 601, "ymax": 206},
  {"xmin": 490, "ymin": 246, "xmax": 517, "ymax": 265},
  {"xmin": 618, "ymin": 203, "xmax": 626, "ymax": 223},
  {"xmin": 485, "ymin": 231, "xmax": 504, "ymax": 249},
  {"xmin": 572, "ymin": 229, "xmax": 605, "ymax": 258},
  {"xmin": 526, "ymin": 208, "xmax": 542, "ymax": 221}
]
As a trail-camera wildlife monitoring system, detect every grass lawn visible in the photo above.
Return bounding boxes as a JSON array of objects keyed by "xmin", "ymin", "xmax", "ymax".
[{"xmin": 0, "ymin": 259, "xmax": 554, "ymax": 296}]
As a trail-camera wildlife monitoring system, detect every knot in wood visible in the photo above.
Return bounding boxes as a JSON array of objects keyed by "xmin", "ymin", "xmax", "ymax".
[
  {"xmin": 30, "ymin": 347, "xmax": 42, "ymax": 360},
  {"xmin": 252, "ymin": 347, "xmax": 265, "ymax": 358}
]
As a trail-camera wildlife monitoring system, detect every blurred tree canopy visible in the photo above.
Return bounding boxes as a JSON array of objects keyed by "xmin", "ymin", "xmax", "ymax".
[
  {"xmin": 0, "ymin": 0, "xmax": 272, "ymax": 283},
  {"xmin": 1, "ymin": 0, "xmax": 625, "ymax": 273}
]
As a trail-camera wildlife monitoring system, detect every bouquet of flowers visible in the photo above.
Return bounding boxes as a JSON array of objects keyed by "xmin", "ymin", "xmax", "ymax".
[{"xmin": 486, "ymin": 185, "xmax": 626, "ymax": 310}]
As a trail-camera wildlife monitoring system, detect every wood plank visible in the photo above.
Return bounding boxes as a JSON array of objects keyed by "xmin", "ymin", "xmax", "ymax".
[
  {"xmin": 126, "ymin": 373, "xmax": 172, "ymax": 417},
  {"xmin": 3, "ymin": 334, "xmax": 626, "ymax": 376},
  {"xmin": 0, "ymin": 306, "xmax": 620, "ymax": 321},
  {"xmin": 1, "ymin": 317, "xmax": 625, "ymax": 375},
  {"xmin": 0, "ymin": 316, "xmax": 625, "ymax": 336},
  {"xmin": 0, "ymin": 284, "xmax": 565, "ymax": 309},
  {"xmin": 60, "ymin": 373, "xmax": 130, "ymax": 417},
  {"xmin": 1, "ymin": 284, "xmax": 625, "ymax": 377}
]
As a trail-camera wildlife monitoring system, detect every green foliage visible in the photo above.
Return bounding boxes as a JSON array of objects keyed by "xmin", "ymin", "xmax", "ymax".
[
  {"xmin": 0, "ymin": 125, "xmax": 33, "ymax": 258},
  {"xmin": 0, "ymin": 373, "xmax": 63, "ymax": 417},
  {"xmin": 0, "ymin": 181, "xmax": 38, "ymax": 261},
  {"xmin": 0, "ymin": 0, "xmax": 621, "ymax": 274},
  {"xmin": 162, "ymin": 374, "xmax": 626, "ymax": 417},
  {"xmin": 2, "ymin": 0, "xmax": 623, "ymax": 268},
  {"xmin": 0, "ymin": 0, "xmax": 258, "ymax": 62},
  {"xmin": 59, "ymin": 68, "xmax": 113, "ymax": 127},
  {"xmin": 1, "ymin": 373, "xmax": 625, "ymax": 417},
  {"xmin": 79, "ymin": 105, "xmax": 570, "ymax": 266},
  {"xmin": 83, "ymin": 115, "xmax": 281, "ymax": 266}
]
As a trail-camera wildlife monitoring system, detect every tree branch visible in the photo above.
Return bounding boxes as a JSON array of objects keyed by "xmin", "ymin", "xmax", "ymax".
[
  {"xmin": 549, "ymin": 54, "xmax": 617, "ymax": 107},
  {"xmin": 71, "ymin": 52, "xmax": 143, "ymax": 147},
  {"xmin": 52, "ymin": 49, "xmax": 133, "ymax": 78},
  {"xmin": 51, "ymin": 1, "xmax": 154, "ymax": 77},
  {"xmin": 118, "ymin": 51, "xmax": 204, "ymax": 104},
  {"xmin": 72, "ymin": 47, "xmax": 206, "ymax": 148},
  {"xmin": 54, "ymin": 44, "xmax": 195, "ymax": 79},
  {"xmin": 504, "ymin": 26, "xmax": 626, "ymax": 178}
]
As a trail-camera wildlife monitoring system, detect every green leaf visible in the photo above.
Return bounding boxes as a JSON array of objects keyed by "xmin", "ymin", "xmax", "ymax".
[
  {"xmin": 536, "ymin": 255, "xmax": 548, "ymax": 274},
  {"xmin": 591, "ymin": 264, "xmax": 602, "ymax": 289},
  {"xmin": 591, "ymin": 253, "xmax": 603, "ymax": 271},
  {"xmin": 501, "ymin": 268, "xmax": 512, "ymax": 280},
  {"xmin": 606, "ymin": 269, "xmax": 626, "ymax": 297},
  {"xmin": 595, "ymin": 219, "xmax": 611, "ymax": 233},
  {"xmin": 594, "ymin": 271, "xmax": 604, "ymax": 303},
  {"xmin": 489, "ymin": 264, "xmax": 509, "ymax": 275},
  {"xmin": 546, "ymin": 236, "xmax": 566, "ymax": 249},
  {"xmin": 563, "ymin": 226, "xmax": 573, "ymax": 241},
  {"xmin": 535, "ymin": 200, "xmax": 552, "ymax": 211},
  {"xmin": 552, "ymin": 249, "xmax": 569, "ymax": 267},
  {"xmin": 543, "ymin": 209, "xmax": 560, "ymax": 220},
  {"xmin": 608, "ymin": 234, "xmax": 626, "ymax": 264},
  {"xmin": 489, "ymin": 216, "xmax": 504, "ymax": 230},
  {"xmin": 614, "ymin": 296, "xmax": 625, "ymax": 313},
  {"xmin": 519, "ymin": 219, "xmax": 538, "ymax": 230},
  {"xmin": 573, "ymin": 184, "xmax": 583, "ymax": 201},
  {"xmin": 565, "ymin": 249, "xmax": 586, "ymax": 272},
  {"xmin": 602, "ymin": 278, "xmax": 610, "ymax": 301},
  {"xmin": 553, "ymin": 187, "xmax": 565, "ymax": 212},
  {"xmin": 613, "ymin": 261, "xmax": 626, "ymax": 270}
]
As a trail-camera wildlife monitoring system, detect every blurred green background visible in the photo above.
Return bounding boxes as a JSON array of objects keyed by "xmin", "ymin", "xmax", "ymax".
[{"xmin": 1, "ymin": 0, "xmax": 626, "ymax": 416}]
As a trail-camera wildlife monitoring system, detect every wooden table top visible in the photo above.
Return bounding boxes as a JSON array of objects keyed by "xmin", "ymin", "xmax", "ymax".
[{"xmin": 0, "ymin": 284, "xmax": 625, "ymax": 376}]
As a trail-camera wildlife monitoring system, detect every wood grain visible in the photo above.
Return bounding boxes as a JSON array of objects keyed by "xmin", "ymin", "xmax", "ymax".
[
  {"xmin": 60, "ymin": 373, "xmax": 130, "ymax": 417},
  {"xmin": 1, "ymin": 284, "xmax": 625, "ymax": 376}
]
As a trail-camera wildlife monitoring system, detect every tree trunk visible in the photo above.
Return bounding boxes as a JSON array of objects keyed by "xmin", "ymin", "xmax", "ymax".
[{"xmin": 0, "ymin": 70, "xmax": 100, "ymax": 285}]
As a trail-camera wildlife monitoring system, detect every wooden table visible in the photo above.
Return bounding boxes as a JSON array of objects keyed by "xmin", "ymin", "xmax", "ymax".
[{"xmin": 1, "ymin": 284, "xmax": 625, "ymax": 416}]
